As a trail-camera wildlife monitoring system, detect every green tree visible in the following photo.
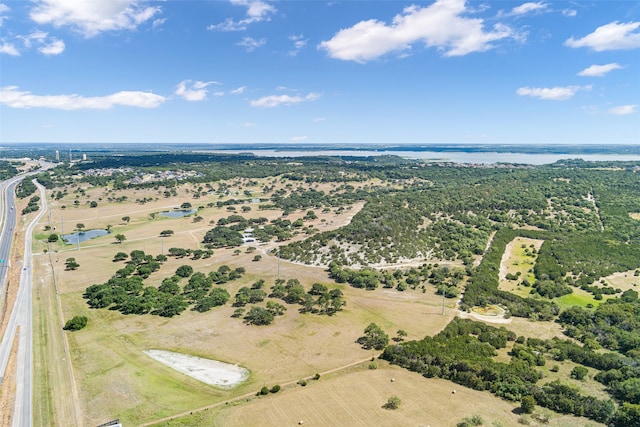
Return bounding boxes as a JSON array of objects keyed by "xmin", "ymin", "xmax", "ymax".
[
  {"xmin": 113, "ymin": 252, "xmax": 128, "ymax": 262},
  {"xmin": 244, "ymin": 306, "xmax": 274, "ymax": 325},
  {"xmin": 571, "ymin": 366, "xmax": 589, "ymax": 380},
  {"xmin": 180, "ymin": 202, "xmax": 192, "ymax": 209},
  {"xmin": 383, "ymin": 396, "xmax": 401, "ymax": 410},
  {"xmin": 65, "ymin": 257, "xmax": 80, "ymax": 270},
  {"xmin": 521, "ymin": 395, "xmax": 536, "ymax": 414},
  {"xmin": 357, "ymin": 323, "xmax": 389, "ymax": 350},
  {"xmin": 48, "ymin": 233, "xmax": 59, "ymax": 242},
  {"xmin": 175, "ymin": 265, "xmax": 194, "ymax": 278},
  {"xmin": 122, "ymin": 216, "xmax": 130, "ymax": 224},
  {"xmin": 63, "ymin": 315, "xmax": 88, "ymax": 331},
  {"xmin": 114, "ymin": 234, "xmax": 126, "ymax": 244},
  {"xmin": 160, "ymin": 230, "xmax": 174, "ymax": 237},
  {"xmin": 76, "ymin": 223, "xmax": 85, "ymax": 232}
]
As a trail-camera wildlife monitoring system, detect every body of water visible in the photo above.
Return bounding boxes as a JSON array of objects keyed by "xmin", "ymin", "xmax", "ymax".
[
  {"xmin": 62, "ymin": 229, "xmax": 109, "ymax": 245},
  {"xmin": 202, "ymin": 149, "xmax": 640, "ymax": 165},
  {"xmin": 160, "ymin": 209, "xmax": 196, "ymax": 218}
]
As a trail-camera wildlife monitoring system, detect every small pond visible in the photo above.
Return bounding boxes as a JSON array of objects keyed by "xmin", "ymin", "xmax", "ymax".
[
  {"xmin": 159, "ymin": 209, "xmax": 197, "ymax": 218},
  {"xmin": 62, "ymin": 229, "xmax": 109, "ymax": 245}
]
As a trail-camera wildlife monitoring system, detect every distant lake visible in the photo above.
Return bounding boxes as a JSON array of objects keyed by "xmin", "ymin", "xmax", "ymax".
[
  {"xmin": 160, "ymin": 209, "xmax": 196, "ymax": 218},
  {"xmin": 202, "ymin": 147, "xmax": 640, "ymax": 165},
  {"xmin": 62, "ymin": 229, "xmax": 109, "ymax": 245}
]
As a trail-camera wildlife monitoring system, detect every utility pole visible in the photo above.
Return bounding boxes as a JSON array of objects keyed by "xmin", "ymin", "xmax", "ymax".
[
  {"xmin": 442, "ymin": 286, "xmax": 445, "ymax": 315},
  {"xmin": 277, "ymin": 247, "xmax": 280, "ymax": 277}
]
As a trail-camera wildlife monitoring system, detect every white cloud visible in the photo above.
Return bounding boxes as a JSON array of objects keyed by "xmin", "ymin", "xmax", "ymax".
[
  {"xmin": 0, "ymin": 86, "xmax": 166, "ymax": 109},
  {"xmin": 0, "ymin": 42, "xmax": 19, "ymax": 56},
  {"xmin": 208, "ymin": 0, "xmax": 275, "ymax": 31},
  {"xmin": 609, "ymin": 105, "xmax": 637, "ymax": 115},
  {"xmin": 39, "ymin": 38, "xmax": 65, "ymax": 55},
  {"xmin": 175, "ymin": 80, "xmax": 219, "ymax": 101},
  {"xmin": 29, "ymin": 0, "xmax": 162, "ymax": 38},
  {"xmin": 0, "ymin": 3, "xmax": 10, "ymax": 26},
  {"xmin": 511, "ymin": 2, "xmax": 548, "ymax": 16},
  {"xmin": 250, "ymin": 92, "xmax": 320, "ymax": 108},
  {"xmin": 291, "ymin": 136, "xmax": 308, "ymax": 141},
  {"xmin": 237, "ymin": 36, "xmax": 266, "ymax": 52},
  {"xmin": 241, "ymin": 122, "xmax": 256, "ymax": 127},
  {"xmin": 577, "ymin": 63, "xmax": 623, "ymax": 77},
  {"xmin": 516, "ymin": 85, "xmax": 590, "ymax": 101},
  {"xmin": 288, "ymin": 34, "xmax": 307, "ymax": 56},
  {"xmin": 230, "ymin": 86, "xmax": 246, "ymax": 94},
  {"xmin": 312, "ymin": 117, "xmax": 325, "ymax": 122},
  {"xmin": 565, "ymin": 21, "xmax": 640, "ymax": 51},
  {"xmin": 562, "ymin": 9, "xmax": 577, "ymax": 17},
  {"xmin": 319, "ymin": 0, "xmax": 517, "ymax": 62}
]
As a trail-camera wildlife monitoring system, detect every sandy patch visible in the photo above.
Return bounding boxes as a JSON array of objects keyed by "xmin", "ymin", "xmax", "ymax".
[{"xmin": 144, "ymin": 350, "xmax": 249, "ymax": 388}]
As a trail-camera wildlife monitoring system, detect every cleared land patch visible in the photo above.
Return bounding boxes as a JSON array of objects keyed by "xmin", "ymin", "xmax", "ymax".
[
  {"xmin": 498, "ymin": 236, "xmax": 543, "ymax": 298},
  {"xmin": 143, "ymin": 350, "xmax": 249, "ymax": 388}
]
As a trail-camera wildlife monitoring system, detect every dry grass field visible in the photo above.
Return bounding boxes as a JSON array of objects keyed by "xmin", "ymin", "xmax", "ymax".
[
  {"xmin": 28, "ymin": 178, "xmax": 618, "ymax": 427},
  {"xmin": 197, "ymin": 362, "xmax": 603, "ymax": 427},
  {"xmin": 32, "ymin": 180, "xmax": 463, "ymax": 426}
]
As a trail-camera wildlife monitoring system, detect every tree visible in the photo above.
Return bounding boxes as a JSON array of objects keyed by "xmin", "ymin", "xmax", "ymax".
[
  {"xmin": 90, "ymin": 201, "xmax": 98, "ymax": 208},
  {"xmin": 175, "ymin": 265, "xmax": 193, "ymax": 278},
  {"xmin": 383, "ymin": 396, "xmax": 401, "ymax": 410},
  {"xmin": 394, "ymin": 329, "xmax": 408, "ymax": 342},
  {"xmin": 244, "ymin": 306, "xmax": 274, "ymax": 325},
  {"xmin": 113, "ymin": 252, "xmax": 128, "ymax": 262},
  {"xmin": 114, "ymin": 234, "xmax": 126, "ymax": 244},
  {"xmin": 180, "ymin": 202, "xmax": 192, "ymax": 209},
  {"xmin": 160, "ymin": 230, "xmax": 174, "ymax": 237},
  {"xmin": 521, "ymin": 395, "xmax": 536, "ymax": 414},
  {"xmin": 76, "ymin": 223, "xmax": 85, "ymax": 233},
  {"xmin": 571, "ymin": 366, "xmax": 589, "ymax": 380},
  {"xmin": 65, "ymin": 257, "xmax": 80, "ymax": 270},
  {"xmin": 48, "ymin": 233, "xmax": 59, "ymax": 242},
  {"xmin": 357, "ymin": 323, "xmax": 389, "ymax": 350},
  {"xmin": 122, "ymin": 216, "xmax": 130, "ymax": 224},
  {"xmin": 63, "ymin": 315, "xmax": 88, "ymax": 331}
]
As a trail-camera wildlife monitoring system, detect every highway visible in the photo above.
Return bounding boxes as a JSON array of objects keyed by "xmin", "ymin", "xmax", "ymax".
[
  {"xmin": 0, "ymin": 176, "xmax": 23, "ymax": 292},
  {"xmin": 0, "ymin": 174, "xmax": 48, "ymax": 427}
]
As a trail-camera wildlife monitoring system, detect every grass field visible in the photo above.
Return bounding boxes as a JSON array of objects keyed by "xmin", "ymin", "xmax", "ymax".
[
  {"xmin": 29, "ymin": 179, "xmax": 618, "ymax": 427},
  {"xmin": 163, "ymin": 362, "xmax": 604, "ymax": 427},
  {"xmin": 34, "ymin": 180, "xmax": 460, "ymax": 426},
  {"xmin": 498, "ymin": 237, "xmax": 543, "ymax": 298}
]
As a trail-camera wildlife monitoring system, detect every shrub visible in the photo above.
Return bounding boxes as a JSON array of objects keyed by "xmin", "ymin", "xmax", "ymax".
[
  {"xmin": 270, "ymin": 385, "xmax": 281, "ymax": 393},
  {"xmin": 383, "ymin": 396, "xmax": 401, "ymax": 410},
  {"xmin": 259, "ymin": 386, "xmax": 269, "ymax": 395},
  {"xmin": 63, "ymin": 315, "xmax": 88, "ymax": 331}
]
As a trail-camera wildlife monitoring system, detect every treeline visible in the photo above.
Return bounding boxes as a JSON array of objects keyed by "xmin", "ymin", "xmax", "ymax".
[
  {"xmin": 381, "ymin": 318, "xmax": 627, "ymax": 425},
  {"xmin": 462, "ymin": 228, "xmax": 559, "ymax": 319},
  {"xmin": 0, "ymin": 161, "xmax": 19, "ymax": 181}
]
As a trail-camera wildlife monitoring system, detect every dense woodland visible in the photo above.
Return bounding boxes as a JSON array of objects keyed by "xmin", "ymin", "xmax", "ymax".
[{"xmin": 29, "ymin": 152, "xmax": 640, "ymax": 424}]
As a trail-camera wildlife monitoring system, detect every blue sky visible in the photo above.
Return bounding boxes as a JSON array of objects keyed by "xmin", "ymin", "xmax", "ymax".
[{"xmin": 0, "ymin": 0, "xmax": 638, "ymax": 144}]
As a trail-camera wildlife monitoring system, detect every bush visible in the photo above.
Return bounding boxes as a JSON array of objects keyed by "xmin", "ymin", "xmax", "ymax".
[
  {"xmin": 298, "ymin": 379, "xmax": 307, "ymax": 386},
  {"xmin": 63, "ymin": 315, "xmax": 88, "ymax": 331},
  {"xmin": 270, "ymin": 385, "xmax": 281, "ymax": 393},
  {"xmin": 521, "ymin": 395, "xmax": 536, "ymax": 414},
  {"xmin": 383, "ymin": 396, "xmax": 401, "ymax": 410},
  {"xmin": 259, "ymin": 386, "xmax": 269, "ymax": 395}
]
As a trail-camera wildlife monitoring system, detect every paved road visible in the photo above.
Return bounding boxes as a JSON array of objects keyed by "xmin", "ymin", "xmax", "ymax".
[
  {"xmin": 0, "ymin": 176, "xmax": 48, "ymax": 427},
  {"xmin": 0, "ymin": 176, "xmax": 22, "ymax": 292}
]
